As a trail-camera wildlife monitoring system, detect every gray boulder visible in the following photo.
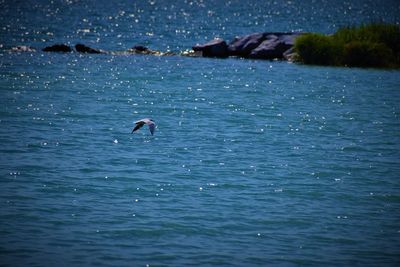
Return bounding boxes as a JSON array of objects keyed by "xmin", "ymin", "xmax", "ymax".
[
  {"xmin": 192, "ymin": 38, "xmax": 228, "ymax": 58},
  {"xmin": 227, "ymin": 32, "xmax": 267, "ymax": 57},
  {"xmin": 278, "ymin": 33, "xmax": 300, "ymax": 46},
  {"xmin": 248, "ymin": 33, "xmax": 302, "ymax": 60},
  {"xmin": 283, "ymin": 47, "xmax": 298, "ymax": 61}
]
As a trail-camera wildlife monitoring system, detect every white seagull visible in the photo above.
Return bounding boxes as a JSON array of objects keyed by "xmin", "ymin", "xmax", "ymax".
[{"xmin": 131, "ymin": 118, "xmax": 156, "ymax": 135}]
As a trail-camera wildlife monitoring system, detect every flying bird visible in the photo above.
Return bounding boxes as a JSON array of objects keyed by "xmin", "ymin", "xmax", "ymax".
[{"xmin": 131, "ymin": 118, "xmax": 156, "ymax": 135}]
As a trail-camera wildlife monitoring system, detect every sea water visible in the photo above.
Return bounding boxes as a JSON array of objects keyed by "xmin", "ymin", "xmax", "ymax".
[{"xmin": 1, "ymin": 0, "xmax": 400, "ymax": 266}]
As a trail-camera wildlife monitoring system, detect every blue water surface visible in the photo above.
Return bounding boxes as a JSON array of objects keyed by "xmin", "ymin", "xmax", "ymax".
[{"xmin": 1, "ymin": 1, "xmax": 400, "ymax": 266}]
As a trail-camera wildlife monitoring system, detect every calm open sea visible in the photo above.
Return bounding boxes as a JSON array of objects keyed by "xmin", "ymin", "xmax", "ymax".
[{"xmin": 1, "ymin": 0, "xmax": 400, "ymax": 266}]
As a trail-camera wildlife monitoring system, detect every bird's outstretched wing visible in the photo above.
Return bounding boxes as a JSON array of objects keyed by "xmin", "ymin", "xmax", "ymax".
[
  {"xmin": 131, "ymin": 122, "xmax": 144, "ymax": 133},
  {"xmin": 148, "ymin": 123, "xmax": 155, "ymax": 135}
]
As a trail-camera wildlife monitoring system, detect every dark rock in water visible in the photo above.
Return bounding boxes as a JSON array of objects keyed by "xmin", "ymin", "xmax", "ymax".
[
  {"xmin": 192, "ymin": 38, "xmax": 228, "ymax": 58},
  {"xmin": 127, "ymin": 45, "xmax": 163, "ymax": 56},
  {"xmin": 227, "ymin": 32, "xmax": 267, "ymax": 57},
  {"xmin": 132, "ymin": 45, "xmax": 148, "ymax": 52},
  {"xmin": 129, "ymin": 45, "xmax": 151, "ymax": 54},
  {"xmin": 42, "ymin": 44, "xmax": 72, "ymax": 52},
  {"xmin": 11, "ymin": 45, "xmax": 36, "ymax": 52},
  {"xmin": 75, "ymin": 44, "xmax": 103, "ymax": 54},
  {"xmin": 126, "ymin": 45, "xmax": 175, "ymax": 56}
]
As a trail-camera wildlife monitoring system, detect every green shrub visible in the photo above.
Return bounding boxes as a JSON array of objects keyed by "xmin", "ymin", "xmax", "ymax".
[
  {"xmin": 295, "ymin": 33, "xmax": 342, "ymax": 65},
  {"xmin": 294, "ymin": 23, "xmax": 400, "ymax": 68},
  {"xmin": 359, "ymin": 23, "xmax": 400, "ymax": 52},
  {"xmin": 334, "ymin": 23, "xmax": 400, "ymax": 50},
  {"xmin": 333, "ymin": 26, "xmax": 360, "ymax": 44},
  {"xmin": 343, "ymin": 41, "xmax": 393, "ymax": 67}
]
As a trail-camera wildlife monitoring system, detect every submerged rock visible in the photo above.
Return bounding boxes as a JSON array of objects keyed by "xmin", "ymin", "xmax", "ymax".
[
  {"xmin": 42, "ymin": 44, "xmax": 72, "ymax": 52},
  {"xmin": 11, "ymin": 45, "xmax": 36, "ymax": 52},
  {"xmin": 127, "ymin": 45, "xmax": 151, "ymax": 54},
  {"xmin": 75, "ymin": 44, "xmax": 104, "ymax": 54},
  {"xmin": 127, "ymin": 45, "xmax": 176, "ymax": 56},
  {"xmin": 192, "ymin": 38, "xmax": 228, "ymax": 58},
  {"xmin": 180, "ymin": 49, "xmax": 203, "ymax": 57}
]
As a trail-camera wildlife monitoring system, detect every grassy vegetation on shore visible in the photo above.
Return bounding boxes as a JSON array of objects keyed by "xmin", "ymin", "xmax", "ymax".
[{"xmin": 294, "ymin": 23, "xmax": 400, "ymax": 68}]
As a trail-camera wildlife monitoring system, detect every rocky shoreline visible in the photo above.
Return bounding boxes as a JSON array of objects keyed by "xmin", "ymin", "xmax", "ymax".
[{"xmin": 8, "ymin": 32, "xmax": 303, "ymax": 61}]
